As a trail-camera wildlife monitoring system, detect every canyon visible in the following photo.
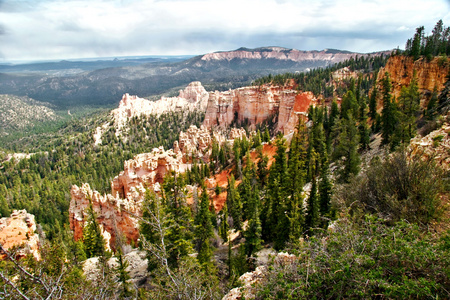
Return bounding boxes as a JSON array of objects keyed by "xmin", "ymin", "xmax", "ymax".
[{"xmin": 71, "ymin": 54, "xmax": 450, "ymax": 250}]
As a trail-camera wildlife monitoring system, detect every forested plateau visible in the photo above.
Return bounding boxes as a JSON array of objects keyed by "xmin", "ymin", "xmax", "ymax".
[{"xmin": 1, "ymin": 20, "xmax": 450, "ymax": 299}]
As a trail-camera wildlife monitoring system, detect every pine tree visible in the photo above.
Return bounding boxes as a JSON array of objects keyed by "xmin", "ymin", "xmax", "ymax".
[
  {"xmin": 358, "ymin": 95, "xmax": 371, "ymax": 150},
  {"xmin": 82, "ymin": 203, "xmax": 105, "ymax": 258},
  {"xmin": 115, "ymin": 248, "xmax": 131, "ymax": 298},
  {"xmin": 162, "ymin": 173, "xmax": 194, "ymax": 268},
  {"xmin": 392, "ymin": 74, "xmax": 420, "ymax": 148},
  {"xmin": 262, "ymin": 137, "xmax": 288, "ymax": 245},
  {"xmin": 226, "ymin": 174, "xmax": 242, "ymax": 230},
  {"xmin": 333, "ymin": 114, "xmax": 361, "ymax": 183},
  {"xmin": 195, "ymin": 187, "xmax": 214, "ymax": 269},
  {"xmin": 286, "ymin": 119, "xmax": 308, "ymax": 243},
  {"xmin": 244, "ymin": 185, "xmax": 262, "ymax": 263},
  {"xmin": 318, "ymin": 154, "xmax": 332, "ymax": 227},
  {"xmin": 305, "ymin": 177, "xmax": 319, "ymax": 235},
  {"xmin": 381, "ymin": 72, "xmax": 397, "ymax": 145}
]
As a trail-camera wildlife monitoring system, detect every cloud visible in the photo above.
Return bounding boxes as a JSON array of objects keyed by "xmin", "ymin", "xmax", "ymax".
[{"xmin": 0, "ymin": 0, "xmax": 449, "ymax": 61}]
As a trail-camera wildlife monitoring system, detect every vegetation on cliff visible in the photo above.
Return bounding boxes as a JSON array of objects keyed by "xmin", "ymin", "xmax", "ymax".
[{"xmin": 1, "ymin": 20, "xmax": 450, "ymax": 299}]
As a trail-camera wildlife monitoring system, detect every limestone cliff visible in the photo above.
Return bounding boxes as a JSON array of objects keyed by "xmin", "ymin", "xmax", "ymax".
[
  {"xmin": 203, "ymin": 84, "xmax": 317, "ymax": 135},
  {"xmin": 0, "ymin": 210, "xmax": 40, "ymax": 260},
  {"xmin": 377, "ymin": 56, "xmax": 449, "ymax": 103},
  {"xmin": 70, "ymin": 183, "xmax": 139, "ymax": 249},
  {"xmin": 94, "ymin": 81, "xmax": 209, "ymax": 144},
  {"xmin": 71, "ymin": 125, "xmax": 247, "ymax": 248}
]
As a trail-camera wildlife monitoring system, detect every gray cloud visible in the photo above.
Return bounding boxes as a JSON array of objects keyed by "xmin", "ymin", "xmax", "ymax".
[{"xmin": 0, "ymin": 0, "xmax": 449, "ymax": 61}]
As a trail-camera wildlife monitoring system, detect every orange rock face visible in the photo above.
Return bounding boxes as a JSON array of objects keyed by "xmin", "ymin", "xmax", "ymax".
[
  {"xmin": 377, "ymin": 56, "xmax": 449, "ymax": 102},
  {"xmin": 0, "ymin": 210, "xmax": 40, "ymax": 260},
  {"xmin": 70, "ymin": 183, "xmax": 140, "ymax": 250},
  {"xmin": 203, "ymin": 85, "xmax": 317, "ymax": 135},
  {"xmin": 70, "ymin": 125, "xmax": 248, "ymax": 249}
]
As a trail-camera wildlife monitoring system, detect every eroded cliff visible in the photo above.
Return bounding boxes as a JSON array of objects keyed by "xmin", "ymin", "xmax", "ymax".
[{"xmin": 203, "ymin": 84, "xmax": 317, "ymax": 135}]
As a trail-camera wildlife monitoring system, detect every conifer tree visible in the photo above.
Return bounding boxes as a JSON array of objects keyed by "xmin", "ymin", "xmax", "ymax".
[
  {"xmin": 318, "ymin": 153, "xmax": 332, "ymax": 227},
  {"xmin": 115, "ymin": 248, "xmax": 131, "ymax": 298},
  {"xmin": 244, "ymin": 184, "xmax": 262, "ymax": 262},
  {"xmin": 390, "ymin": 74, "xmax": 420, "ymax": 149},
  {"xmin": 162, "ymin": 173, "xmax": 194, "ymax": 268},
  {"xmin": 286, "ymin": 119, "xmax": 308, "ymax": 243},
  {"xmin": 82, "ymin": 203, "xmax": 105, "ymax": 258},
  {"xmin": 381, "ymin": 72, "xmax": 397, "ymax": 145},
  {"xmin": 305, "ymin": 177, "xmax": 319, "ymax": 235},
  {"xmin": 358, "ymin": 95, "xmax": 371, "ymax": 150},
  {"xmin": 333, "ymin": 113, "xmax": 361, "ymax": 183},
  {"xmin": 369, "ymin": 80, "xmax": 378, "ymax": 121},
  {"xmin": 226, "ymin": 174, "xmax": 242, "ymax": 230},
  {"xmin": 262, "ymin": 137, "xmax": 288, "ymax": 244},
  {"xmin": 195, "ymin": 187, "xmax": 214, "ymax": 269}
]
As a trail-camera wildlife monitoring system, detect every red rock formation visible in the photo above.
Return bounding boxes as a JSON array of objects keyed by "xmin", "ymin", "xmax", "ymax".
[
  {"xmin": 94, "ymin": 81, "xmax": 209, "ymax": 145},
  {"xmin": 70, "ymin": 183, "xmax": 140, "ymax": 249},
  {"xmin": 377, "ymin": 56, "xmax": 449, "ymax": 102},
  {"xmin": 0, "ymin": 210, "xmax": 40, "ymax": 260},
  {"xmin": 71, "ymin": 125, "xmax": 248, "ymax": 249},
  {"xmin": 203, "ymin": 84, "xmax": 317, "ymax": 135}
]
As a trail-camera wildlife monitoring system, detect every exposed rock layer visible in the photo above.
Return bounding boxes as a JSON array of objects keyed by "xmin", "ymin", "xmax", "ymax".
[
  {"xmin": 0, "ymin": 210, "xmax": 40, "ymax": 260},
  {"xmin": 377, "ymin": 56, "xmax": 449, "ymax": 101},
  {"xmin": 203, "ymin": 84, "xmax": 317, "ymax": 135}
]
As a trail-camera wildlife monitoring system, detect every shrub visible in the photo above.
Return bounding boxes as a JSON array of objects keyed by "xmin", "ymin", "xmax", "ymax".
[
  {"xmin": 335, "ymin": 150, "xmax": 444, "ymax": 226},
  {"xmin": 255, "ymin": 216, "xmax": 450, "ymax": 299}
]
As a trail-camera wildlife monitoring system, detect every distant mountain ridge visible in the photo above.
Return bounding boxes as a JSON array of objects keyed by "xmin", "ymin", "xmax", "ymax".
[{"xmin": 0, "ymin": 47, "xmax": 390, "ymax": 110}]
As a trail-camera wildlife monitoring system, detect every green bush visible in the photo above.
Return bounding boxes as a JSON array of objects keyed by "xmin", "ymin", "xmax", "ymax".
[
  {"xmin": 336, "ymin": 150, "xmax": 444, "ymax": 226},
  {"xmin": 256, "ymin": 216, "xmax": 450, "ymax": 299}
]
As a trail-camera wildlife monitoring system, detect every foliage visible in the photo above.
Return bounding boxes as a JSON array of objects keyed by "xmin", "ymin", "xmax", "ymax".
[
  {"xmin": 405, "ymin": 20, "xmax": 450, "ymax": 59},
  {"xmin": 256, "ymin": 216, "xmax": 450, "ymax": 299},
  {"xmin": 336, "ymin": 150, "xmax": 444, "ymax": 226}
]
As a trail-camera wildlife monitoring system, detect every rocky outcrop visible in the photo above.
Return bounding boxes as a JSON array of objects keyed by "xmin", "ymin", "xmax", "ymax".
[
  {"xmin": 377, "ymin": 56, "xmax": 449, "ymax": 102},
  {"xmin": 222, "ymin": 251, "xmax": 297, "ymax": 300},
  {"xmin": 203, "ymin": 85, "xmax": 317, "ymax": 135},
  {"xmin": 83, "ymin": 249, "xmax": 148, "ymax": 287},
  {"xmin": 111, "ymin": 146, "xmax": 187, "ymax": 199},
  {"xmin": 409, "ymin": 122, "xmax": 450, "ymax": 170},
  {"xmin": 0, "ymin": 210, "xmax": 40, "ymax": 260},
  {"xmin": 94, "ymin": 81, "xmax": 209, "ymax": 144},
  {"xmin": 70, "ymin": 183, "xmax": 140, "ymax": 250},
  {"xmin": 71, "ymin": 125, "xmax": 249, "ymax": 248}
]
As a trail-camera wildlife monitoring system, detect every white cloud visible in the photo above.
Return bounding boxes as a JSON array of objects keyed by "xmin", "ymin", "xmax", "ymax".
[{"xmin": 0, "ymin": 0, "xmax": 449, "ymax": 61}]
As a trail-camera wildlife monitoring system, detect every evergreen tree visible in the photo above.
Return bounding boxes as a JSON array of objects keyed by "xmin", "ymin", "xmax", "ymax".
[
  {"xmin": 195, "ymin": 187, "xmax": 214, "ymax": 269},
  {"xmin": 358, "ymin": 95, "xmax": 371, "ymax": 150},
  {"xmin": 381, "ymin": 72, "xmax": 397, "ymax": 145},
  {"xmin": 162, "ymin": 173, "xmax": 194, "ymax": 268},
  {"xmin": 318, "ymin": 154, "xmax": 332, "ymax": 227},
  {"xmin": 115, "ymin": 248, "xmax": 131, "ymax": 298},
  {"xmin": 305, "ymin": 177, "xmax": 319, "ymax": 235},
  {"xmin": 391, "ymin": 74, "xmax": 420, "ymax": 149},
  {"xmin": 82, "ymin": 203, "xmax": 105, "ymax": 258},
  {"xmin": 262, "ymin": 137, "xmax": 288, "ymax": 245},
  {"xmin": 226, "ymin": 174, "xmax": 242, "ymax": 230},
  {"xmin": 286, "ymin": 119, "xmax": 308, "ymax": 243},
  {"xmin": 243, "ymin": 184, "xmax": 262, "ymax": 264},
  {"xmin": 333, "ymin": 114, "xmax": 361, "ymax": 183}
]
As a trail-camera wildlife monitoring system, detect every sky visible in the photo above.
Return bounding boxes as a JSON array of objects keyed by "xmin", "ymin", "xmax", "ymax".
[{"xmin": 0, "ymin": 0, "xmax": 449, "ymax": 62}]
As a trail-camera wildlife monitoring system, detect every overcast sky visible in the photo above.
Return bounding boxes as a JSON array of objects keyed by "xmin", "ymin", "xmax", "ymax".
[{"xmin": 0, "ymin": 0, "xmax": 449, "ymax": 62}]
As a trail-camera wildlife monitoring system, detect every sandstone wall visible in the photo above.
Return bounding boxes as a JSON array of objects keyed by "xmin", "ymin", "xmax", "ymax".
[
  {"xmin": 377, "ymin": 56, "xmax": 449, "ymax": 102},
  {"xmin": 0, "ymin": 210, "xmax": 40, "ymax": 260},
  {"xmin": 203, "ymin": 85, "xmax": 317, "ymax": 135}
]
